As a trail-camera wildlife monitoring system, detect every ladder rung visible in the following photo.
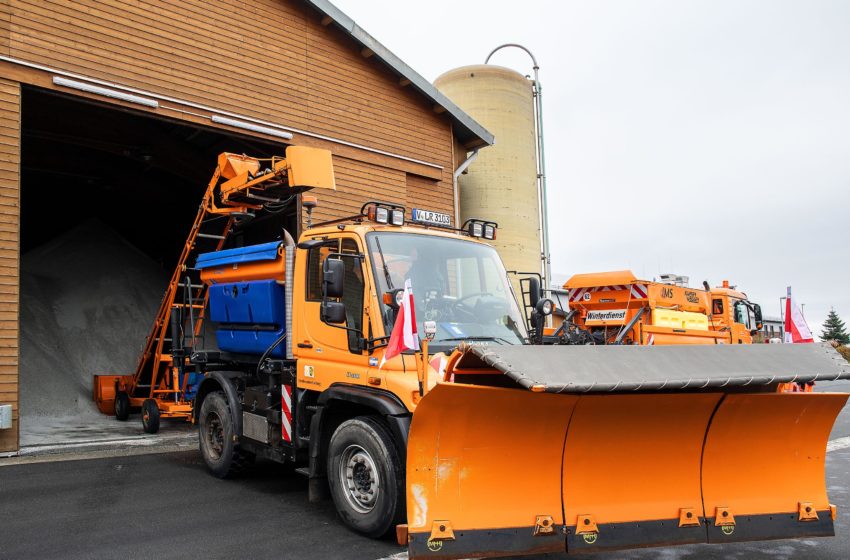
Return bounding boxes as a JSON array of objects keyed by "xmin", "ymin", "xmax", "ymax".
[
  {"xmin": 178, "ymin": 282, "xmax": 204, "ymax": 289},
  {"xmin": 173, "ymin": 304, "xmax": 205, "ymax": 309},
  {"xmin": 197, "ymin": 233, "xmax": 226, "ymax": 240}
]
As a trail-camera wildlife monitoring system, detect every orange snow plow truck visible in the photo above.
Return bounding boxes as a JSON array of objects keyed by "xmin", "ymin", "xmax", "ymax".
[
  {"xmin": 550, "ymin": 270, "xmax": 762, "ymax": 346},
  {"xmin": 93, "ymin": 148, "xmax": 850, "ymax": 559}
]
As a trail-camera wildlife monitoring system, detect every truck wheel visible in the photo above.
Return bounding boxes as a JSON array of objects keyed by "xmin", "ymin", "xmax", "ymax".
[
  {"xmin": 198, "ymin": 391, "xmax": 254, "ymax": 478},
  {"xmin": 142, "ymin": 399, "xmax": 160, "ymax": 434},
  {"xmin": 114, "ymin": 392, "xmax": 130, "ymax": 421},
  {"xmin": 327, "ymin": 416, "xmax": 405, "ymax": 538}
]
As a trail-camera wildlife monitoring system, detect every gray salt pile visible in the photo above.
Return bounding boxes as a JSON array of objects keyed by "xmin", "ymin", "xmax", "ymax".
[{"xmin": 20, "ymin": 220, "xmax": 168, "ymax": 420}]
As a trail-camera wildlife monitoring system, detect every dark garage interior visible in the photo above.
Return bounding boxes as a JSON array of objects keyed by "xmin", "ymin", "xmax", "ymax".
[{"xmin": 18, "ymin": 87, "xmax": 298, "ymax": 430}]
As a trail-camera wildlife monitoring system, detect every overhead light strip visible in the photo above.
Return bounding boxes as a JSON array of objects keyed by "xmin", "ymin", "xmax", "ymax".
[
  {"xmin": 0, "ymin": 57, "xmax": 444, "ymax": 170},
  {"xmin": 52, "ymin": 76, "xmax": 159, "ymax": 108},
  {"xmin": 210, "ymin": 115, "xmax": 294, "ymax": 140}
]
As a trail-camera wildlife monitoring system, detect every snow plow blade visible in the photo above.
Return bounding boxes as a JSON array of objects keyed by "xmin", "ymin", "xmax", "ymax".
[{"xmin": 405, "ymin": 343, "xmax": 850, "ymax": 559}]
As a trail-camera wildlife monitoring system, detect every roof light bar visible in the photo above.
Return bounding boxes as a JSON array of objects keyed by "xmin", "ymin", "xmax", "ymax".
[
  {"xmin": 462, "ymin": 218, "xmax": 498, "ymax": 240},
  {"xmin": 361, "ymin": 201, "xmax": 405, "ymax": 227}
]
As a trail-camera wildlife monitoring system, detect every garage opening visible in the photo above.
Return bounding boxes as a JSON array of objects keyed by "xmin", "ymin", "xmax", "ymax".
[{"xmin": 19, "ymin": 87, "xmax": 298, "ymax": 446}]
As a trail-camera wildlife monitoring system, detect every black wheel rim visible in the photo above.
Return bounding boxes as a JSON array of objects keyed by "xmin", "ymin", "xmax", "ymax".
[{"xmin": 205, "ymin": 411, "xmax": 225, "ymax": 459}]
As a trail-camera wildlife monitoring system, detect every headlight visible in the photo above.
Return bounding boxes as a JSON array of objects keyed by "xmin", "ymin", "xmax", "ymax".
[
  {"xmin": 391, "ymin": 209, "xmax": 405, "ymax": 226},
  {"xmin": 375, "ymin": 206, "xmax": 389, "ymax": 224},
  {"xmin": 536, "ymin": 298, "xmax": 554, "ymax": 316}
]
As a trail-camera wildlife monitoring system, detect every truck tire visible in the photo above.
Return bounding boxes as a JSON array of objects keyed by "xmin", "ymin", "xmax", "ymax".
[
  {"xmin": 142, "ymin": 399, "xmax": 160, "ymax": 434},
  {"xmin": 198, "ymin": 391, "xmax": 254, "ymax": 478},
  {"xmin": 114, "ymin": 392, "xmax": 130, "ymax": 421},
  {"xmin": 327, "ymin": 416, "xmax": 405, "ymax": 538}
]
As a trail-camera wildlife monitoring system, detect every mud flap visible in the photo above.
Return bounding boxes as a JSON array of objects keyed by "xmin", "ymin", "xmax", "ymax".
[
  {"xmin": 563, "ymin": 393, "xmax": 722, "ymax": 553},
  {"xmin": 406, "ymin": 383, "xmax": 578, "ymax": 559},
  {"xmin": 701, "ymin": 393, "xmax": 848, "ymax": 543}
]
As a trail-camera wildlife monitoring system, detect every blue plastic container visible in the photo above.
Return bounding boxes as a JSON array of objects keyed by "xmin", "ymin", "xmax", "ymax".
[{"xmin": 208, "ymin": 279, "xmax": 287, "ymax": 357}]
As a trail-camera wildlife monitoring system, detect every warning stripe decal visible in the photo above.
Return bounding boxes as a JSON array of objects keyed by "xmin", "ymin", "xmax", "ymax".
[
  {"xmin": 630, "ymin": 284, "xmax": 648, "ymax": 299},
  {"xmin": 281, "ymin": 384, "xmax": 293, "ymax": 442},
  {"xmin": 568, "ymin": 284, "xmax": 646, "ymax": 302}
]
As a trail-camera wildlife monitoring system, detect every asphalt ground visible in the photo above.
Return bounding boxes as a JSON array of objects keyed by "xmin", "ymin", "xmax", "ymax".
[{"xmin": 0, "ymin": 379, "xmax": 848, "ymax": 560}]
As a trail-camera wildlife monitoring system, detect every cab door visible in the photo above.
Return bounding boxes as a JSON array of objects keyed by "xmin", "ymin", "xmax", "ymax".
[{"xmin": 294, "ymin": 236, "xmax": 373, "ymax": 391}]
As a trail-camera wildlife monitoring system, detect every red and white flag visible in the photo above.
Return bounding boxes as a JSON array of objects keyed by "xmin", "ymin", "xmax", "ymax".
[
  {"xmin": 784, "ymin": 286, "xmax": 814, "ymax": 343},
  {"xmin": 380, "ymin": 279, "xmax": 419, "ymax": 368}
]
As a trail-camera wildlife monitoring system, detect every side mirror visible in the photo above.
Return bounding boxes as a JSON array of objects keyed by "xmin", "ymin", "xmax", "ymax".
[
  {"xmin": 753, "ymin": 303, "xmax": 763, "ymax": 329},
  {"xmin": 321, "ymin": 300, "xmax": 346, "ymax": 324},
  {"xmin": 323, "ymin": 258, "xmax": 345, "ymax": 299},
  {"xmin": 527, "ymin": 276, "xmax": 541, "ymax": 308}
]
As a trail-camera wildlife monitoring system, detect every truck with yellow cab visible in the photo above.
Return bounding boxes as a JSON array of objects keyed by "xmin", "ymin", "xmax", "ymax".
[{"xmin": 94, "ymin": 147, "xmax": 850, "ymax": 559}]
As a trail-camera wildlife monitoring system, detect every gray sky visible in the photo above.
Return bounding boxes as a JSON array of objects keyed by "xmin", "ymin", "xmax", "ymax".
[{"xmin": 332, "ymin": 0, "xmax": 850, "ymax": 334}]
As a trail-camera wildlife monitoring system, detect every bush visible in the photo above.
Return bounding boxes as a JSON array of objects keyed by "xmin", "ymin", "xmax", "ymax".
[{"xmin": 837, "ymin": 346, "xmax": 850, "ymax": 363}]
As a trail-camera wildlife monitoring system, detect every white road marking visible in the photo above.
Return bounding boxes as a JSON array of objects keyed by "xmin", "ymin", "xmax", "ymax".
[{"xmin": 827, "ymin": 436, "xmax": 850, "ymax": 452}]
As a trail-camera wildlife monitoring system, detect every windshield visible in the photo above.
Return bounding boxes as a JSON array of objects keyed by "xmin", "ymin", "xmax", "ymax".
[{"xmin": 366, "ymin": 232, "xmax": 527, "ymax": 349}]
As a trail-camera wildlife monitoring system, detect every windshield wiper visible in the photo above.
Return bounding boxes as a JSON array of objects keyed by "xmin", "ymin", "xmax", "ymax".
[
  {"xmin": 373, "ymin": 236, "xmax": 394, "ymax": 290},
  {"xmin": 437, "ymin": 336, "xmax": 512, "ymax": 345}
]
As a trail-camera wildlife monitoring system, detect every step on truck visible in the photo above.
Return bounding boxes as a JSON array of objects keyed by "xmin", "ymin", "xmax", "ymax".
[{"xmin": 95, "ymin": 147, "xmax": 850, "ymax": 558}]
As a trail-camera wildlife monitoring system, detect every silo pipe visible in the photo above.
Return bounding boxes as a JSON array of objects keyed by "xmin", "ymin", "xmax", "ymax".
[{"xmin": 485, "ymin": 44, "xmax": 551, "ymax": 293}]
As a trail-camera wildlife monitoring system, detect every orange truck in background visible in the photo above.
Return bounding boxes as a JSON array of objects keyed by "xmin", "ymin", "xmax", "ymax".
[{"xmin": 549, "ymin": 270, "xmax": 762, "ymax": 346}]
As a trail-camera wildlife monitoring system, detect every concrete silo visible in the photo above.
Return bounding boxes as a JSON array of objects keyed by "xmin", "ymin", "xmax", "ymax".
[{"xmin": 435, "ymin": 65, "xmax": 542, "ymax": 282}]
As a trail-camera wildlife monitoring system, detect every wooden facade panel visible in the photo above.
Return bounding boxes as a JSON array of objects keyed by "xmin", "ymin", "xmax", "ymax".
[
  {"xmin": 407, "ymin": 174, "xmax": 454, "ymax": 219},
  {"xmin": 0, "ymin": 76, "xmax": 16, "ymax": 453},
  {"xmin": 0, "ymin": 419, "xmax": 17, "ymax": 452},
  {"xmin": 9, "ymin": 26, "xmax": 314, "ymax": 131},
  {"xmin": 309, "ymin": 156, "xmax": 405, "ymax": 223},
  {"xmin": 8, "ymin": 0, "xmax": 456, "ymax": 182},
  {"xmin": 14, "ymin": 2, "xmax": 310, "ymax": 98},
  {"xmin": 311, "ymin": 157, "xmax": 455, "ymax": 227},
  {"xmin": 305, "ymin": 23, "xmax": 452, "ymax": 162},
  {"xmin": 0, "ymin": 0, "xmax": 9, "ymax": 56}
]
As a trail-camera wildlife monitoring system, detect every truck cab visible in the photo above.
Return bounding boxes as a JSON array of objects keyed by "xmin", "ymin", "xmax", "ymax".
[
  {"xmin": 291, "ymin": 219, "xmax": 527, "ymax": 409},
  {"xmin": 709, "ymin": 281, "xmax": 763, "ymax": 344}
]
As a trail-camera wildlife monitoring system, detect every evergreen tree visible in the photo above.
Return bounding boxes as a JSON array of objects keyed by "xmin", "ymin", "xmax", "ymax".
[{"xmin": 820, "ymin": 309, "xmax": 850, "ymax": 345}]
